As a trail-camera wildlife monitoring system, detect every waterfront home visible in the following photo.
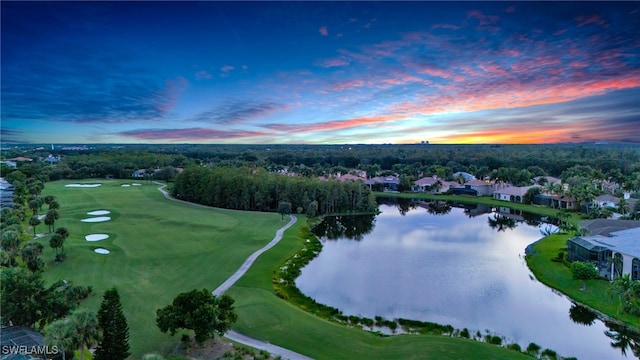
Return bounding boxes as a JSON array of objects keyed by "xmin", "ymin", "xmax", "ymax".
[{"xmin": 567, "ymin": 220, "xmax": 640, "ymax": 279}]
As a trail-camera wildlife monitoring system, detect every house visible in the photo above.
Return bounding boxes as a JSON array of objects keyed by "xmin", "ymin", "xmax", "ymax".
[
  {"xmin": 365, "ymin": 176, "xmax": 400, "ymax": 191},
  {"xmin": 452, "ymin": 171, "xmax": 476, "ymax": 182},
  {"xmin": 595, "ymin": 194, "xmax": 619, "ymax": 208},
  {"xmin": 533, "ymin": 176, "xmax": 562, "ymax": 186},
  {"xmin": 0, "ymin": 177, "xmax": 15, "ymax": 209},
  {"xmin": 493, "ymin": 186, "xmax": 534, "ymax": 203},
  {"xmin": 551, "ymin": 195, "xmax": 578, "ymax": 210},
  {"xmin": 0, "ymin": 160, "xmax": 17, "ymax": 169},
  {"xmin": 44, "ymin": 154, "xmax": 59, "ymax": 164},
  {"xmin": 462, "ymin": 179, "xmax": 494, "ymax": 197},
  {"xmin": 567, "ymin": 220, "xmax": 640, "ymax": 279},
  {"xmin": 132, "ymin": 169, "xmax": 146, "ymax": 178}
]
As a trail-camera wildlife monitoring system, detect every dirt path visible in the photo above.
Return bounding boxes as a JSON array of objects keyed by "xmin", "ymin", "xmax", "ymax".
[{"xmin": 154, "ymin": 182, "xmax": 313, "ymax": 360}]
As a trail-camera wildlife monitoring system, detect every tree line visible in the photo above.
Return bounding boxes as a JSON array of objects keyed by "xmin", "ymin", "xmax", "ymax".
[{"xmin": 172, "ymin": 165, "xmax": 378, "ymax": 216}]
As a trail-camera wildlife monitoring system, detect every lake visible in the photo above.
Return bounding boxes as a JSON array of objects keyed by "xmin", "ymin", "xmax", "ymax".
[{"xmin": 296, "ymin": 199, "xmax": 639, "ymax": 360}]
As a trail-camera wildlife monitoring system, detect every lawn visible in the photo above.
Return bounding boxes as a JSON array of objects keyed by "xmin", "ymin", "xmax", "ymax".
[
  {"xmin": 38, "ymin": 179, "xmax": 531, "ymax": 359},
  {"xmin": 37, "ymin": 180, "xmax": 281, "ymax": 357}
]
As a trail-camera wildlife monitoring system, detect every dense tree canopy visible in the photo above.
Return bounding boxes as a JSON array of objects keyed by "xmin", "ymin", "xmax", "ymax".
[
  {"xmin": 156, "ymin": 289, "xmax": 237, "ymax": 344},
  {"xmin": 172, "ymin": 166, "xmax": 377, "ymax": 216}
]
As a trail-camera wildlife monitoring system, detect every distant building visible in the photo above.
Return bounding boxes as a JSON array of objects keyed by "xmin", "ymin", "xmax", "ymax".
[{"xmin": 494, "ymin": 186, "xmax": 535, "ymax": 203}]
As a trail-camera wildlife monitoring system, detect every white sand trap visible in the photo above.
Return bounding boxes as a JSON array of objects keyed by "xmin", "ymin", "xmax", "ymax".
[
  {"xmin": 81, "ymin": 216, "xmax": 111, "ymax": 223},
  {"xmin": 132, "ymin": 183, "xmax": 141, "ymax": 186},
  {"xmin": 65, "ymin": 184, "xmax": 102, "ymax": 188},
  {"xmin": 121, "ymin": 184, "xmax": 131, "ymax": 187},
  {"xmin": 85, "ymin": 234, "xmax": 109, "ymax": 242},
  {"xmin": 87, "ymin": 210, "xmax": 110, "ymax": 216},
  {"xmin": 94, "ymin": 248, "xmax": 110, "ymax": 254}
]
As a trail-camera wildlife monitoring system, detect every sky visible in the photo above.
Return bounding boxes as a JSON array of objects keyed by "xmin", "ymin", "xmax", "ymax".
[{"xmin": 1, "ymin": 1, "xmax": 639, "ymax": 145}]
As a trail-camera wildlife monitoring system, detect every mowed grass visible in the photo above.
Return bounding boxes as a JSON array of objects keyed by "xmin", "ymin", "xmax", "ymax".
[
  {"xmin": 228, "ymin": 222, "xmax": 531, "ymax": 360},
  {"xmin": 37, "ymin": 180, "xmax": 282, "ymax": 357},
  {"xmin": 526, "ymin": 233, "xmax": 640, "ymax": 329}
]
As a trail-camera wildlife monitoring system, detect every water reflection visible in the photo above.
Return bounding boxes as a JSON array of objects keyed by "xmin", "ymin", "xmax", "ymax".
[
  {"xmin": 569, "ymin": 303, "xmax": 597, "ymax": 326},
  {"xmin": 298, "ymin": 201, "xmax": 639, "ymax": 359},
  {"xmin": 605, "ymin": 321, "xmax": 640, "ymax": 357},
  {"xmin": 311, "ymin": 213, "xmax": 376, "ymax": 241},
  {"xmin": 487, "ymin": 214, "xmax": 518, "ymax": 232}
]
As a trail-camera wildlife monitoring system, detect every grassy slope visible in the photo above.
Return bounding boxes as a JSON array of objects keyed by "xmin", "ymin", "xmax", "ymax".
[
  {"xmin": 228, "ymin": 222, "xmax": 530, "ymax": 360},
  {"xmin": 38, "ymin": 180, "xmax": 281, "ymax": 357}
]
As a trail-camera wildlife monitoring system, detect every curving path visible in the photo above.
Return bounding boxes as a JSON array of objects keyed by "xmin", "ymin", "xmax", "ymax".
[{"xmin": 154, "ymin": 182, "xmax": 313, "ymax": 360}]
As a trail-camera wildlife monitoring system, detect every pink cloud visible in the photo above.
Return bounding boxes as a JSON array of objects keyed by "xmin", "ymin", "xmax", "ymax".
[
  {"xmin": 576, "ymin": 15, "xmax": 607, "ymax": 27},
  {"xmin": 467, "ymin": 10, "xmax": 500, "ymax": 33},
  {"xmin": 319, "ymin": 26, "xmax": 328, "ymax": 36},
  {"xmin": 118, "ymin": 127, "xmax": 271, "ymax": 141},
  {"xmin": 415, "ymin": 66, "xmax": 451, "ymax": 79},
  {"xmin": 431, "ymin": 23, "xmax": 461, "ymax": 30},
  {"xmin": 505, "ymin": 6, "xmax": 516, "ymax": 13},
  {"xmin": 315, "ymin": 58, "xmax": 349, "ymax": 68},
  {"xmin": 265, "ymin": 114, "xmax": 401, "ymax": 134},
  {"xmin": 332, "ymin": 79, "xmax": 368, "ymax": 91}
]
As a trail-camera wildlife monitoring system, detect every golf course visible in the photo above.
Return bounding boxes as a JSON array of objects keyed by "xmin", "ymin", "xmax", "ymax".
[{"xmin": 38, "ymin": 179, "xmax": 530, "ymax": 359}]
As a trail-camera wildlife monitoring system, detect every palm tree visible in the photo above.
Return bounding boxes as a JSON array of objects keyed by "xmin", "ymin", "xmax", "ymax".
[
  {"xmin": 29, "ymin": 216, "xmax": 41, "ymax": 236},
  {"xmin": 618, "ymin": 198, "xmax": 631, "ymax": 215},
  {"xmin": 45, "ymin": 318, "xmax": 77, "ymax": 360},
  {"xmin": 55, "ymin": 227, "xmax": 70, "ymax": 253},
  {"xmin": 608, "ymin": 273, "xmax": 634, "ymax": 313},
  {"xmin": 70, "ymin": 308, "xmax": 99, "ymax": 360}
]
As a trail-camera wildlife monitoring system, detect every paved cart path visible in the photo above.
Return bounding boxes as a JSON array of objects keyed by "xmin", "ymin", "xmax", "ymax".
[{"xmin": 154, "ymin": 182, "xmax": 313, "ymax": 360}]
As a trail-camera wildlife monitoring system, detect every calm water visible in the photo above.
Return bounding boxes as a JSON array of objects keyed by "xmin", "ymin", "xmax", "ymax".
[{"xmin": 296, "ymin": 200, "xmax": 638, "ymax": 360}]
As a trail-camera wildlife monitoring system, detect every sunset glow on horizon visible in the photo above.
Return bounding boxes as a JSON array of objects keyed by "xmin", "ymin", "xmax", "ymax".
[{"xmin": 2, "ymin": 1, "xmax": 639, "ymax": 144}]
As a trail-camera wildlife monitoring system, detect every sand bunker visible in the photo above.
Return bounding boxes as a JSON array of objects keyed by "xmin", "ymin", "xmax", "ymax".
[
  {"xmin": 85, "ymin": 234, "xmax": 109, "ymax": 242},
  {"xmin": 87, "ymin": 210, "xmax": 110, "ymax": 216},
  {"xmin": 94, "ymin": 248, "xmax": 110, "ymax": 254},
  {"xmin": 121, "ymin": 184, "xmax": 131, "ymax": 187},
  {"xmin": 132, "ymin": 183, "xmax": 142, "ymax": 186},
  {"xmin": 81, "ymin": 216, "xmax": 111, "ymax": 223},
  {"xmin": 65, "ymin": 184, "xmax": 102, "ymax": 188}
]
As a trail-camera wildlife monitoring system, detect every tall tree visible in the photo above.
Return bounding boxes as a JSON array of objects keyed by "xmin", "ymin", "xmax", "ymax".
[
  {"xmin": 95, "ymin": 288, "xmax": 130, "ymax": 360},
  {"xmin": 20, "ymin": 241, "xmax": 44, "ymax": 272},
  {"xmin": 278, "ymin": 201, "xmax": 292, "ymax": 221},
  {"xmin": 1, "ymin": 230, "xmax": 21, "ymax": 266},
  {"xmin": 45, "ymin": 317, "xmax": 77, "ymax": 360},
  {"xmin": 70, "ymin": 308, "xmax": 100, "ymax": 360},
  {"xmin": 29, "ymin": 215, "xmax": 41, "ymax": 236},
  {"xmin": 156, "ymin": 289, "xmax": 238, "ymax": 344}
]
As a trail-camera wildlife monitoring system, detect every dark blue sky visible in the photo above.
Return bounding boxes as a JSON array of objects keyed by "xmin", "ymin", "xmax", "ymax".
[{"xmin": 2, "ymin": 1, "xmax": 639, "ymax": 144}]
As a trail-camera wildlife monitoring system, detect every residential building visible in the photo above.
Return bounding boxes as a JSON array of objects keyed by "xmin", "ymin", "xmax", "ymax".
[
  {"xmin": 595, "ymin": 194, "xmax": 620, "ymax": 208},
  {"xmin": 567, "ymin": 220, "xmax": 640, "ymax": 280},
  {"xmin": 494, "ymin": 186, "xmax": 535, "ymax": 203}
]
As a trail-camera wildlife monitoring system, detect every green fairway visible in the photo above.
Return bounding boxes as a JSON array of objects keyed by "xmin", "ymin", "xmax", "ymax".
[{"xmin": 38, "ymin": 180, "xmax": 282, "ymax": 357}]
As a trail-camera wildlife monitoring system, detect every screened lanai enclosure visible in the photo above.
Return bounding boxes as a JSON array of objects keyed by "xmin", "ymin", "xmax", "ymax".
[{"xmin": 567, "ymin": 237, "xmax": 613, "ymax": 278}]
